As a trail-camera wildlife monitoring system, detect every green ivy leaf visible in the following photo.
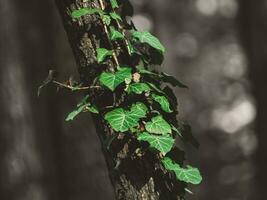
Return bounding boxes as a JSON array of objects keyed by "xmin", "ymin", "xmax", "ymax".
[
  {"xmin": 99, "ymin": 67, "xmax": 132, "ymax": 91},
  {"xmin": 138, "ymin": 132, "xmax": 175, "ymax": 155},
  {"xmin": 86, "ymin": 105, "xmax": 99, "ymax": 114},
  {"xmin": 161, "ymin": 73, "xmax": 188, "ymax": 88},
  {"xmin": 132, "ymin": 31, "xmax": 165, "ymax": 53},
  {"xmin": 104, "ymin": 102, "xmax": 148, "ymax": 132},
  {"xmin": 71, "ymin": 8, "xmax": 104, "ymax": 19},
  {"xmin": 66, "ymin": 104, "xmax": 88, "ymax": 121},
  {"xmin": 96, "ymin": 48, "xmax": 113, "ymax": 63},
  {"xmin": 128, "ymin": 83, "xmax": 150, "ymax": 94},
  {"xmin": 110, "ymin": 12, "xmax": 122, "ymax": 22},
  {"xmin": 162, "ymin": 157, "xmax": 202, "ymax": 185},
  {"xmin": 145, "ymin": 115, "xmax": 172, "ymax": 135},
  {"xmin": 110, "ymin": 0, "xmax": 119, "ymax": 9},
  {"xmin": 110, "ymin": 27, "xmax": 124, "ymax": 40},
  {"xmin": 129, "ymin": 102, "xmax": 148, "ymax": 119},
  {"xmin": 152, "ymin": 94, "xmax": 172, "ymax": 113},
  {"xmin": 103, "ymin": 15, "xmax": 111, "ymax": 25}
]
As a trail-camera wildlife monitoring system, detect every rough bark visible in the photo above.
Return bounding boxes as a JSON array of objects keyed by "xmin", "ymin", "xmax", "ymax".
[
  {"xmin": 54, "ymin": 0, "xmax": 184, "ymax": 199},
  {"xmin": 238, "ymin": 0, "xmax": 267, "ymax": 199}
]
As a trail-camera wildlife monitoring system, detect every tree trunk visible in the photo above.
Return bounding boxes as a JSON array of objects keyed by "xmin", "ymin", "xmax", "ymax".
[
  {"xmin": 238, "ymin": 0, "xmax": 267, "ymax": 199},
  {"xmin": 54, "ymin": 0, "xmax": 183, "ymax": 199}
]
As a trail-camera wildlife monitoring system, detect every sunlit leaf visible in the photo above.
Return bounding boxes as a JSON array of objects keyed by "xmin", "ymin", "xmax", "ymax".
[
  {"xmin": 129, "ymin": 102, "xmax": 148, "ymax": 118},
  {"xmin": 162, "ymin": 157, "xmax": 202, "ymax": 185},
  {"xmin": 145, "ymin": 115, "xmax": 172, "ymax": 135},
  {"xmin": 104, "ymin": 102, "xmax": 148, "ymax": 132},
  {"xmin": 138, "ymin": 132, "xmax": 175, "ymax": 155},
  {"xmin": 103, "ymin": 15, "xmax": 111, "ymax": 25},
  {"xmin": 110, "ymin": 0, "xmax": 119, "ymax": 9},
  {"xmin": 96, "ymin": 48, "xmax": 113, "ymax": 63},
  {"xmin": 152, "ymin": 94, "xmax": 172, "ymax": 113},
  {"xmin": 71, "ymin": 8, "xmax": 104, "ymax": 18},
  {"xmin": 110, "ymin": 12, "xmax": 122, "ymax": 21},
  {"xmin": 128, "ymin": 83, "xmax": 150, "ymax": 94},
  {"xmin": 132, "ymin": 31, "xmax": 165, "ymax": 53},
  {"xmin": 99, "ymin": 67, "xmax": 132, "ymax": 91},
  {"xmin": 110, "ymin": 27, "xmax": 124, "ymax": 40}
]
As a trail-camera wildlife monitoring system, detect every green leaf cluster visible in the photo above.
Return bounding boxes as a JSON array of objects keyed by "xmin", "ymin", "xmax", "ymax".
[{"xmin": 67, "ymin": 1, "xmax": 202, "ymax": 190}]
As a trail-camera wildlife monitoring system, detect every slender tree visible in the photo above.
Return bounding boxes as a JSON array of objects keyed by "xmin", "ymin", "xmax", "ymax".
[{"xmin": 51, "ymin": 0, "xmax": 202, "ymax": 199}]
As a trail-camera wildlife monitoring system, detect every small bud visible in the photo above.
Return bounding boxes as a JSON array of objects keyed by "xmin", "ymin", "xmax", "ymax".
[{"xmin": 132, "ymin": 72, "xmax": 141, "ymax": 83}]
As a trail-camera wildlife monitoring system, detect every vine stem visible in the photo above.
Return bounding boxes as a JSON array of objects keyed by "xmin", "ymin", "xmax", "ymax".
[
  {"xmin": 53, "ymin": 80, "xmax": 100, "ymax": 90},
  {"xmin": 98, "ymin": 0, "xmax": 120, "ymax": 68}
]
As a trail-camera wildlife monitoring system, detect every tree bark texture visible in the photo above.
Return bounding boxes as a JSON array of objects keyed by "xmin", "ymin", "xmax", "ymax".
[{"xmin": 54, "ymin": 0, "xmax": 184, "ymax": 199}]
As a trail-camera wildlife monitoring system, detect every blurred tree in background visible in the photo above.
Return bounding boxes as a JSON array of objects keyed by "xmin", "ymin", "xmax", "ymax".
[{"xmin": 0, "ymin": 0, "xmax": 266, "ymax": 199}]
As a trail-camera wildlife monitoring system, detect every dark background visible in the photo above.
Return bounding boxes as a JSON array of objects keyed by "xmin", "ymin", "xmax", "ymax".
[{"xmin": 0, "ymin": 0, "xmax": 266, "ymax": 199}]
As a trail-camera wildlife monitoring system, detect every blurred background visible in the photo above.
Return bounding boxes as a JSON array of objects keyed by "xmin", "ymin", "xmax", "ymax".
[{"xmin": 0, "ymin": 0, "xmax": 266, "ymax": 199}]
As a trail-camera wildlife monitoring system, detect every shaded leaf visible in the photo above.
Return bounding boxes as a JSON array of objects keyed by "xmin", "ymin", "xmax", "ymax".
[
  {"xmin": 162, "ymin": 157, "xmax": 202, "ymax": 185},
  {"xmin": 99, "ymin": 67, "xmax": 132, "ymax": 91},
  {"xmin": 145, "ymin": 115, "xmax": 172, "ymax": 135},
  {"xmin": 87, "ymin": 105, "xmax": 99, "ymax": 114},
  {"xmin": 152, "ymin": 94, "xmax": 172, "ymax": 113},
  {"xmin": 132, "ymin": 31, "xmax": 165, "ymax": 53},
  {"xmin": 171, "ymin": 125, "xmax": 183, "ymax": 137},
  {"xmin": 138, "ymin": 132, "xmax": 175, "ymax": 155},
  {"xmin": 161, "ymin": 73, "xmax": 188, "ymax": 88},
  {"xmin": 66, "ymin": 104, "xmax": 88, "ymax": 121},
  {"xmin": 147, "ymin": 82, "xmax": 165, "ymax": 94}
]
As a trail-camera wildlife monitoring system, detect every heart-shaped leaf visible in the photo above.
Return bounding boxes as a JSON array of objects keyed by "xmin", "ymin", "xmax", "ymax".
[
  {"xmin": 162, "ymin": 157, "xmax": 202, "ymax": 185},
  {"xmin": 104, "ymin": 102, "xmax": 148, "ymax": 132},
  {"xmin": 152, "ymin": 94, "xmax": 172, "ymax": 113},
  {"xmin": 138, "ymin": 132, "xmax": 175, "ymax": 155},
  {"xmin": 145, "ymin": 115, "xmax": 171, "ymax": 135},
  {"xmin": 129, "ymin": 102, "xmax": 148, "ymax": 118},
  {"xmin": 132, "ymin": 31, "xmax": 165, "ymax": 53},
  {"xmin": 99, "ymin": 68, "xmax": 132, "ymax": 91},
  {"xmin": 128, "ymin": 83, "xmax": 150, "ymax": 94},
  {"xmin": 96, "ymin": 48, "xmax": 113, "ymax": 63}
]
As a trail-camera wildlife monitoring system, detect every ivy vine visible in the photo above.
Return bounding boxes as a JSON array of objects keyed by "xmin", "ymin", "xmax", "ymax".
[{"xmin": 42, "ymin": 0, "xmax": 203, "ymax": 194}]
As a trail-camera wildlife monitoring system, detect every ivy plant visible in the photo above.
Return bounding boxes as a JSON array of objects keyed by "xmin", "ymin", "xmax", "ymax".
[{"xmin": 43, "ymin": 0, "xmax": 203, "ymax": 196}]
